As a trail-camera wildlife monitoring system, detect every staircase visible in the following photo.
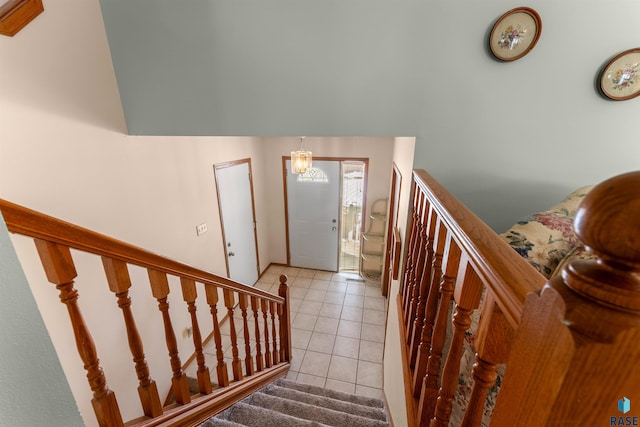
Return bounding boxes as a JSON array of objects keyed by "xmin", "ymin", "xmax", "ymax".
[{"xmin": 199, "ymin": 378, "xmax": 389, "ymax": 427}]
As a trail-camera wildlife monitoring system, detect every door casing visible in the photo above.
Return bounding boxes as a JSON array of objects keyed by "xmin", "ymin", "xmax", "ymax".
[{"xmin": 282, "ymin": 156, "xmax": 369, "ymax": 270}]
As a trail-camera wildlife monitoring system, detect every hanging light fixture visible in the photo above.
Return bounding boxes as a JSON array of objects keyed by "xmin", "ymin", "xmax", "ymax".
[{"xmin": 291, "ymin": 136, "xmax": 312, "ymax": 174}]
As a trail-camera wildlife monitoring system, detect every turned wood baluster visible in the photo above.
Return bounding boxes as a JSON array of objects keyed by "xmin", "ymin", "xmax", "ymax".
[
  {"xmin": 270, "ymin": 300, "xmax": 280, "ymax": 364},
  {"xmin": 414, "ymin": 236, "xmax": 461, "ymax": 415},
  {"xmin": 410, "ymin": 221, "xmax": 447, "ymax": 376},
  {"xmin": 278, "ymin": 274, "xmax": 292, "ymax": 363},
  {"xmin": 405, "ymin": 192, "xmax": 429, "ymax": 339},
  {"xmin": 251, "ymin": 296, "xmax": 264, "ymax": 372},
  {"xmin": 204, "ymin": 285, "xmax": 229, "ymax": 387},
  {"xmin": 401, "ymin": 187, "xmax": 420, "ymax": 309},
  {"xmin": 102, "ymin": 258, "xmax": 163, "ymax": 418},
  {"xmin": 411, "ymin": 224, "xmax": 451, "ymax": 390},
  {"xmin": 238, "ymin": 293, "xmax": 255, "ymax": 376},
  {"xmin": 147, "ymin": 269, "xmax": 191, "ymax": 405},
  {"xmin": 260, "ymin": 298, "xmax": 272, "ymax": 368},
  {"xmin": 426, "ymin": 263, "xmax": 483, "ymax": 427},
  {"xmin": 403, "ymin": 188, "xmax": 425, "ymax": 314},
  {"xmin": 460, "ymin": 292, "xmax": 512, "ymax": 427},
  {"xmin": 35, "ymin": 240, "xmax": 123, "ymax": 427},
  {"xmin": 223, "ymin": 288, "xmax": 243, "ymax": 381},
  {"xmin": 180, "ymin": 278, "xmax": 212, "ymax": 395},
  {"xmin": 406, "ymin": 199, "xmax": 429, "ymax": 343},
  {"xmin": 409, "ymin": 213, "xmax": 442, "ymax": 368},
  {"xmin": 404, "ymin": 191, "xmax": 426, "ymax": 323},
  {"xmin": 277, "ymin": 301, "xmax": 285, "ymax": 362}
]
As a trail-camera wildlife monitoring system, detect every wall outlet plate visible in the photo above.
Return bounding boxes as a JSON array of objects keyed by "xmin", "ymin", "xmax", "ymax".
[{"xmin": 196, "ymin": 222, "xmax": 208, "ymax": 236}]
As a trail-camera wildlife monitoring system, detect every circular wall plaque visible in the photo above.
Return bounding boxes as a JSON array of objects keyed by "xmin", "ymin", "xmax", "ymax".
[
  {"xmin": 600, "ymin": 48, "xmax": 640, "ymax": 101},
  {"xmin": 489, "ymin": 7, "xmax": 542, "ymax": 62}
]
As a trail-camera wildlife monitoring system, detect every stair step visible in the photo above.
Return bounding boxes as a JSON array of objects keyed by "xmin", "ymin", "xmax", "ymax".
[
  {"xmin": 246, "ymin": 392, "xmax": 388, "ymax": 427},
  {"xmin": 275, "ymin": 378, "xmax": 385, "ymax": 409},
  {"xmin": 198, "ymin": 417, "xmax": 245, "ymax": 427},
  {"xmin": 262, "ymin": 384, "xmax": 387, "ymax": 421},
  {"xmin": 198, "ymin": 377, "xmax": 389, "ymax": 427},
  {"xmin": 216, "ymin": 401, "xmax": 325, "ymax": 427}
]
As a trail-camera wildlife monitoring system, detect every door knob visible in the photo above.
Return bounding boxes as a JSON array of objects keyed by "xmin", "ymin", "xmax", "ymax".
[
  {"xmin": 332, "ymin": 226, "xmax": 337, "ymax": 231},
  {"xmin": 228, "ymin": 251, "xmax": 235, "ymax": 257}
]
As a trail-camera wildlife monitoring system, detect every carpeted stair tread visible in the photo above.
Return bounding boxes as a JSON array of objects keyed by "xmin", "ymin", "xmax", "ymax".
[
  {"xmin": 274, "ymin": 378, "xmax": 385, "ymax": 409},
  {"xmin": 198, "ymin": 417, "xmax": 245, "ymax": 427},
  {"xmin": 262, "ymin": 383, "xmax": 387, "ymax": 421},
  {"xmin": 198, "ymin": 377, "xmax": 390, "ymax": 427},
  {"xmin": 216, "ymin": 401, "xmax": 327, "ymax": 427},
  {"xmin": 245, "ymin": 391, "xmax": 388, "ymax": 427}
]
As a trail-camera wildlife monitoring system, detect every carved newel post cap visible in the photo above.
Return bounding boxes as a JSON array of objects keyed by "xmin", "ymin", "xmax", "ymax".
[
  {"xmin": 574, "ymin": 171, "xmax": 640, "ymax": 268},
  {"xmin": 568, "ymin": 171, "xmax": 640, "ymax": 312}
]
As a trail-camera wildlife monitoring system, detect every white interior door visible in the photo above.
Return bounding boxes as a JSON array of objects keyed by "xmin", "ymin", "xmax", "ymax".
[
  {"xmin": 286, "ymin": 159, "xmax": 340, "ymax": 271},
  {"xmin": 215, "ymin": 161, "xmax": 259, "ymax": 285}
]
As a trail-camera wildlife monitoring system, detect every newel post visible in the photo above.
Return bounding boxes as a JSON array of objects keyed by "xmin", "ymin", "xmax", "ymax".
[
  {"xmin": 491, "ymin": 171, "xmax": 640, "ymax": 427},
  {"xmin": 278, "ymin": 274, "xmax": 292, "ymax": 363},
  {"xmin": 35, "ymin": 240, "xmax": 123, "ymax": 427}
]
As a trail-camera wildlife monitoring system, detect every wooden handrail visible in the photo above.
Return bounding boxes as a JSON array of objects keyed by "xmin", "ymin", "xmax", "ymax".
[
  {"xmin": 412, "ymin": 170, "xmax": 545, "ymax": 327},
  {"xmin": 1, "ymin": 198, "xmax": 291, "ymax": 426},
  {"xmin": 400, "ymin": 169, "xmax": 640, "ymax": 427},
  {"xmin": 0, "ymin": 198, "xmax": 282, "ymax": 304},
  {"xmin": 401, "ymin": 169, "xmax": 547, "ymax": 426}
]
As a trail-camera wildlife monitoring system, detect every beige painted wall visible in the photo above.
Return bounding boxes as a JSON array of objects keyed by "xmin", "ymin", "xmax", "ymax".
[{"xmin": 0, "ymin": 1, "xmax": 272, "ymax": 424}]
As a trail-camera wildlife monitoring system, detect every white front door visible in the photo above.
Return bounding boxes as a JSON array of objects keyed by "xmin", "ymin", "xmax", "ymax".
[
  {"xmin": 286, "ymin": 159, "xmax": 340, "ymax": 271},
  {"xmin": 215, "ymin": 161, "xmax": 259, "ymax": 286}
]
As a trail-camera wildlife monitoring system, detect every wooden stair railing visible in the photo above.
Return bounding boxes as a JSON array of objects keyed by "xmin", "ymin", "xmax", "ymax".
[
  {"xmin": 0, "ymin": 199, "xmax": 292, "ymax": 427},
  {"xmin": 399, "ymin": 169, "xmax": 544, "ymax": 426},
  {"xmin": 398, "ymin": 170, "xmax": 640, "ymax": 426}
]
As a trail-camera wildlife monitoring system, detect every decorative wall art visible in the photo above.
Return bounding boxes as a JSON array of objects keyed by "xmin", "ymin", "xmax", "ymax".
[
  {"xmin": 489, "ymin": 7, "xmax": 542, "ymax": 62},
  {"xmin": 599, "ymin": 48, "xmax": 640, "ymax": 101}
]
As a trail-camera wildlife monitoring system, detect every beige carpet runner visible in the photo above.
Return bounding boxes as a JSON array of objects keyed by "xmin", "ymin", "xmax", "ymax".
[{"xmin": 199, "ymin": 378, "xmax": 389, "ymax": 427}]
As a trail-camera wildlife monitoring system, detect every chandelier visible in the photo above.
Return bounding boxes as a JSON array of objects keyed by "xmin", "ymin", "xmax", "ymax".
[{"xmin": 291, "ymin": 136, "xmax": 312, "ymax": 174}]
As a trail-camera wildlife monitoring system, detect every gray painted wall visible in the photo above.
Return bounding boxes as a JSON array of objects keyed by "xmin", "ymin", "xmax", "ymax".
[
  {"xmin": 100, "ymin": 0, "xmax": 640, "ymax": 232},
  {"xmin": 0, "ymin": 215, "xmax": 83, "ymax": 427}
]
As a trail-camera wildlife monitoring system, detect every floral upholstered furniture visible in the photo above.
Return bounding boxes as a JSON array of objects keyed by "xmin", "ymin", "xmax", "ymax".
[
  {"xmin": 500, "ymin": 185, "xmax": 595, "ymax": 279},
  {"xmin": 451, "ymin": 185, "xmax": 595, "ymax": 426}
]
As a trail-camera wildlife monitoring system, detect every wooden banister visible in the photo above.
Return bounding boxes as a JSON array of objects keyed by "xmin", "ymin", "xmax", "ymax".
[
  {"xmin": 411, "ymin": 171, "xmax": 544, "ymax": 327},
  {"xmin": 399, "ymin": 169, "xmax": 640, "ymax": 427},
  {"xmin": 400, "ymin": 169, "xmax": 546, "ymax": 426},
  {"xmin": 35, "ymin": 240, "xmax": 124, "ymax": 427},
  {"xmin": 0, "ymin": 198, "xmax": 291, "ymax": 426},
  {"xmin": 0, "ymin": 199, "xmax": 282, "ymax": 305}
]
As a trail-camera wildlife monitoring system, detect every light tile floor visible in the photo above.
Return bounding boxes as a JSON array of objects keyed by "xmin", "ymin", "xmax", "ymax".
[{"xmin": 255, "ymin": 265, "xmax": 388, "ymax": 400}]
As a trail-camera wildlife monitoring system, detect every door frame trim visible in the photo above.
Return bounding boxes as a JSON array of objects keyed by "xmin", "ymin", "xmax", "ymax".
[
  {"xmin": 382, "ymin": 162, "xmax": 402, "ymax": 296},
  {"xmin": 214, "ymin": 158, "xmax": 261, "ymax": 280},
  {"xmin": 282, "ymin": 156, "xmax": 369, "ymax": 268}
]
